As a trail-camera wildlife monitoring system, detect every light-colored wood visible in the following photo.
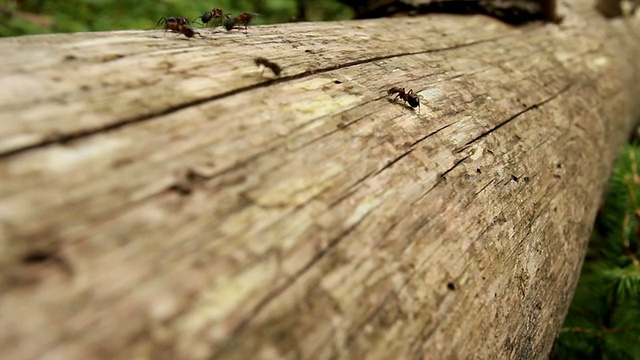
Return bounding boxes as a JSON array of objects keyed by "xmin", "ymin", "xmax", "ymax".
[{"xmin": 1, "ymin": 2, "xmax": 640, "ymax": 359}]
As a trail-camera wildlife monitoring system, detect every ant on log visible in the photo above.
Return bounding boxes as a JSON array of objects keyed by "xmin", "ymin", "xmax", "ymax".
[
  {"xmin": 387, "ymin": 87, "xmax": 421, "ymax": 112},
  {"xmin": 156, "ymin": 16, "xmax": 189, "ymax": 27},
  {"xmin": 193, "ymin": 8, "xmax": 231, "ymax": 27},
  {"xmin": 254, "ymin": 57, "xmax": 282, "ymax": 76},
  {"xmin": 157, "ymin": 16, "xmax": 202, "ymax": 38},
  {"xmin": 224, "ymin": 12, "xmax": 257, "ymax": 35}
]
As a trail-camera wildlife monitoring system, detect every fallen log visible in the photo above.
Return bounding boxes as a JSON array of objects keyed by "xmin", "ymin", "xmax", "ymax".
[{"xmin": 1, "ymin": 1, "xmax": 639, "ymax": 359}]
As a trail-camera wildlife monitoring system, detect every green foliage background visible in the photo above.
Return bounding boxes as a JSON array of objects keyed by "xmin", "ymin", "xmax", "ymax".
[
  {"xmin": 553, "ymin": 144, "xmax": 640, "ymax": 359},
  {"xmin": 0, "ymin": 0, "xmax": 353, "ymax": 37}
]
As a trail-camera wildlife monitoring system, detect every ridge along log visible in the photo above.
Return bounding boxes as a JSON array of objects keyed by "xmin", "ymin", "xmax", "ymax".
[{"xmin": 1, "ymin": 2, "xmax": 640, "ymax": 359}]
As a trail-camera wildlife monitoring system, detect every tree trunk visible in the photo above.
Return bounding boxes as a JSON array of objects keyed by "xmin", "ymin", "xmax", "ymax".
[{"xmin": 1, "ymin": 2, "xmax": 639, "ymax": 359}]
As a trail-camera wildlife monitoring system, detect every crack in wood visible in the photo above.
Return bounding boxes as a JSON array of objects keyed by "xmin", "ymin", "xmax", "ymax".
[
  {"xmin": 310, "ymin": 214, "xmax": 436, "ymax": 357},
  {"xmin": 374, "ymin": 148, "xmax": 416, "ymax": 176},
  {"xmin": 409, "ymin": 121, "xmax": 457, "ymax": 148},
  {"xmin": 332, "ymin": 154, "xmax": 516, "ymax": 354},
  {"xmin": 474, "ymin": 179, "xmax": 495, "ymax": 196},
  {"xmin": 0, "ymin": 35, "xmax": 513, "ymax": 160},
  {"xmin": 459, "ymin": 83, "xmax": 574, "ymax": 151},
  {"xmin": 328, "ymin": 169, "xmax": 378, "ymax": 209},
  {"xmin": 213, "ymin": 211, "xmax": 374, "ymax": 359},
  {"xmin": 288, "ymin": 102, "xmax": 382, "ymax": 152},
  {"xmin": 439, "ymin": 154, "xmax": 471, "ymax": 182},
  {"xmin": 344, "ymin": 290, "xmax": 399, "ymax": 346},
  {"xmin": 409, "ymin": 154, "xmax": 471, "ymax": 206}
]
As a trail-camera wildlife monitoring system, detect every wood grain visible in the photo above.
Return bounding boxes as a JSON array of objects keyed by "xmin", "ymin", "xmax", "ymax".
[{"xmin": 1, "ymin": 3, "xmax": 639, "ymax": 359}]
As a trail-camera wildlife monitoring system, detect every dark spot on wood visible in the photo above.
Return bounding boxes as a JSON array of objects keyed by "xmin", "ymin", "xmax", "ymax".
[
  {"xmin": 447, "ymin": 282, "xmax": 455, "ymax": 291},
  {"xmin": 334, "ymin": 80, "xmax": 342, "ymax": 84},
  {"xmin": 219, "ymin": 174, "xmax": 248, "ymax": 187},
  {"xmin": 511, "ymin": 175, "xmax": 519, "ymax": 182},
  {"xmin": 22, "ymin": 250, "xmax": 55, "ymax": 264},
  {"xmin": 523, "ymin": 176, "xmax": 530, "ymax": 183},
  {"xmin": 556, "ymin": 163, "xmax": 562, "ymax": 169},
  {"xmin": 186, "ymin": 168, "xmax": 205, "ymax": 181},
  {"xmin": 482, "ymin": 276, "xmax": 486, "ymax": 280},
  {"xmin": 192, "ymin": 257, "xmax": 206, "ymax": 269},
  {"xmin": 476, "ymin": 168, "xmax": 482, "ymax": 174},
  {"xmin": 80, "ymin": 85, "xmax": 91, "ymax": 92},
  {"xmin": 305, "ymin": 49, "xmax": 314, "ymax": 53},
  {"xmin": 553, "ymin": 174, "xmax": 561, "ymax": 179},
  {"xmin": 102, "ymin": 54, "xmax": 125, "ymax": 62},
  {"xmin": 112, "ymin": 157, "xmax": 133, "ymax": 168},
  {"xmin": 10, "ymin": 247, "xmax": 74, "ymax": 285},
  {"xmin": 43, "ymin": 130, "xmax": 72, "ymax": 145},
  {"xmin": 63, "ymin": 54, "xmax": 77, "ymax": 61},
  {"xmin": 170, "ymin": 182, "xmax": 192, "ymax": 196}
]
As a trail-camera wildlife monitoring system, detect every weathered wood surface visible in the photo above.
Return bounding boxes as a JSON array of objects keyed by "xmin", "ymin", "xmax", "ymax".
[{"xmin": 1, "ymin": 2, "xmax": 640, "ymax": 359}]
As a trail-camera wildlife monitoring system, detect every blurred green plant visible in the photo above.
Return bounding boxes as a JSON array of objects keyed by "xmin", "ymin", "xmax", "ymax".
[
  {"xmin": 0, "ymin": 0, "xmax": 353, "ymax": 37},
  {"xmin": 553, "ymin": 144, "xmax": 640, "ymax": 359}
]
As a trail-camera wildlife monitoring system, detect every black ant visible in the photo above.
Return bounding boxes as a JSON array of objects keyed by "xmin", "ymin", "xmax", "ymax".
[
  {"xmin": 193, "ymin": 8, "xmax": 230, "ymax": 27},
  {"xmin": 387, "ymin": 87, "xmax": 421, "ymax": 112},
  {"xmin": 254, "ymin": 57, "xmax": 282, "ymax": 76},
  {"xmin": 156, "ymin": 16, "xmax": 190, "ymax": 27},
  {"xmin": 157, "ymin": 17, "xmax": 202, "ymax": 38},
  {"xmin": 224, "ymin": 12, "xmax": 257, "ymax": 35}
]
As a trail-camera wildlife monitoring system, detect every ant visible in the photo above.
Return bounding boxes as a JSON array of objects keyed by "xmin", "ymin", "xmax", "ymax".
[
  {"xmin": 156, "ymin": 16, "xmax": 189, "ymax": 27},
  {"xmin": 193, "ymin": 8, "xmax": 230, "ymax": 27},
  {"xmin": 387, "ymin": 87, "xmax": 421, "ymax": 112},
  {"xmin": 157, "ymin": 16, "xmax": 202, "ymax": 38},
  {"xmin": 224, "ymin": 12, "xmax": 257, "ymax": 35},
  {"xmin": 255, "ymin": 57, "xmax": 282, "ymax": 76}
]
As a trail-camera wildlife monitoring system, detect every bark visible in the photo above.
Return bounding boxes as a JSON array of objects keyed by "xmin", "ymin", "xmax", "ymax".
[
  {"xmin": 1, "ymin": 2, "xmax": 639, "ymax": 359},
  {"xmin": 338, "ymin": 0, "xmax": 561, "ymax": 22}
]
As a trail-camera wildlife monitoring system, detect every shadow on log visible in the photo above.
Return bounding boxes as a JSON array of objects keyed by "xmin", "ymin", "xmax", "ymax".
[{"xmin": 1, "ymin": 0, "xmax": 640, "ymax": 358}]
